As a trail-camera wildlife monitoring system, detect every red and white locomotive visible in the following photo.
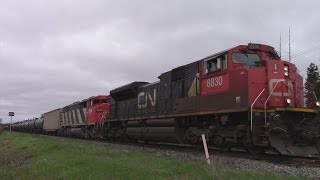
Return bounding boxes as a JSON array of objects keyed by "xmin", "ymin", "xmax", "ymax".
[{"xmin": 108, "ymin": 43, "xmax": 319, "ymax": 156}]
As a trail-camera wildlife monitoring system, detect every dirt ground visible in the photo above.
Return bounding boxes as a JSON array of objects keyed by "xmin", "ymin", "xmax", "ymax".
[
  {"xmin": 0, "ymin": 151, "xmax": 33, "ymax": 168},
  {"xmin": 0, "ymin": 135, "xmax": 34, "ymax": 168}
]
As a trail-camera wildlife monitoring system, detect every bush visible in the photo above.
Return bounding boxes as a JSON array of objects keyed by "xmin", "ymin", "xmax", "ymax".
[{"xmin": 0, "ymin": 126, "xmax": 3, "ymax": 135}]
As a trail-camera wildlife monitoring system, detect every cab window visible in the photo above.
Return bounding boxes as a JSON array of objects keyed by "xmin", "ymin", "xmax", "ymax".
[
  {"xmin": 101, "ymin": 99, "xmax": 109, "ymax": 103},
  {"xmin": 204, "ymin": 54, "xmax": 227, "ymax": 74},
  {"xmin": 232, "ymin": 53, "xmax": 261, "ymax": 67},
  {"xmin": 266, "ymin": 53, "xmax": 280, "ymax": 61},
  {"xmin": 92, "ymin": 99, "xmax": 100, "ymax": 105}
]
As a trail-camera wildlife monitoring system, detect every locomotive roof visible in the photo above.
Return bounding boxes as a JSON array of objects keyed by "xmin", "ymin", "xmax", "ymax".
[
  {"xmin": 200, "ymin": 49, "xmax": 230, "ymax": 62},
  {"xmin": 110, "ymin": 81, "xmax": 149, "ymax": 101},
  {"xmin": 44, "ymin": 108, "xmax": 61, "ymax": 114},
  {"xmin": 140, "ymin": 81, "xmax": 160, "ymax": 87},
  {"xmin": 110, "ymin": 81, "xmax": 149, "ymax": 94}
]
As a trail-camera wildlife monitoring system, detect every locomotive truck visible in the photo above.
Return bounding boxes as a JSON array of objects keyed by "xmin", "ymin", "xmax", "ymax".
[{"xmin": 10, "ymin": 43, "xmax": 320, "ymax": 157}]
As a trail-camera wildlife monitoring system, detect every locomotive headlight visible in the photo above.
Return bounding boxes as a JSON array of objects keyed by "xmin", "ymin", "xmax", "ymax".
[
  {"xmin": 284, "ymin": 65, "xmax": 289, "ymax": 77},
  {"xmin": 316, "ymin": 101, "xmax": 320, "ymax": 107},
  {"xmin": 284, "ymin": 71, "xmax": 289, "ymax": 76},
  {"xmin": 286, "ymin": 98, "xmax": 291, "ymax": 104}
]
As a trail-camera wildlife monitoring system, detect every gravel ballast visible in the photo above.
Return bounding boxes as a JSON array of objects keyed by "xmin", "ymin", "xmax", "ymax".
[
  {"xmin": 47, "ymin": 135, "xmax": 320, "ymax": 178},
  {"xmin": 100, "ymin": 141, "xmax": 320, "ymax": 178}
]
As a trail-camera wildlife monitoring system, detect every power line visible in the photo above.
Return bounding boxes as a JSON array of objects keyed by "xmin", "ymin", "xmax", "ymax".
[{"xmin": 292, "ymin": 45, "xmax": 320, "ymax": 58}]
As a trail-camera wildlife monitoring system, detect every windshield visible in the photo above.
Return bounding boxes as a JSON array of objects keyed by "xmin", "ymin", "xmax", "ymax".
[
  {"xmin": 101, "ymin": 99, "xmax": 109, "ymax": 103},
  {"xmin": 232, "ymin": 53, "xmax": 261, "ymax": 66},
  {"xmin": 93, "ymin": 99, "xmax": 100, "ymax": 105}
]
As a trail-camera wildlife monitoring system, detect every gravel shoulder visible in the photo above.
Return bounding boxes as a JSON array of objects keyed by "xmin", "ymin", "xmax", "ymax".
[
  {"xmin": 43, "ymin": 135, "xmax": 320, "ymax": 178},
  {"xmin": 96, "ymin": 140, "xmax": 320, "ymax": 178}
]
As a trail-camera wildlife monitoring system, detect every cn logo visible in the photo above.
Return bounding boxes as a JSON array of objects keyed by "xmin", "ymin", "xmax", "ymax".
[
  {"xmin": 268, "ymin": 79, "xmax": 293, "ymax": 97},
  {"xmin": 138, "ymin": 89, "xmax": 157, "ymax": 109}
]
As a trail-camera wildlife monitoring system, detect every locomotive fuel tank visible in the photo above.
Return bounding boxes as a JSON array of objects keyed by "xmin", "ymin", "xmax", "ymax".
[
  {"xmin": 126, "ymin": 118, "xmax": 177, "ymax": 142},
  {"xmin": 126, "ymin": 126, "xmax": 177, "ymax": 142}
]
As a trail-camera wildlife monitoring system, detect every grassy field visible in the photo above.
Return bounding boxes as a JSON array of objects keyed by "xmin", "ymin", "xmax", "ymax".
[{"xmin": 0, "ymin": 131, "xmax": 302, "ymax": 180}]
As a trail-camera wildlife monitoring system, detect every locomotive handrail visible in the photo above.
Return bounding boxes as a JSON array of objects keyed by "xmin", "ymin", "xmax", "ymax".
[
  {"xmin": 250, "ymin": 88, "xmax": 265, "ymax": 132},
  {"xmin": 264, "ymin": 79, "xmax": 285, "ymax": 127}
]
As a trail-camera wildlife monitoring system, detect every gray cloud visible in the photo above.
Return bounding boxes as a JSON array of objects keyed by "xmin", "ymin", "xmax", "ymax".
[{"xmin": 1, "ymin": 0, "xmax": 320, "ymax": 123}]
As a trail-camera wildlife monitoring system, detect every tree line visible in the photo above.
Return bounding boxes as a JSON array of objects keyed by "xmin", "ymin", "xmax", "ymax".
[{"xmin": 305, "ymin": 63, "xmax": 320, "ymax": 108}]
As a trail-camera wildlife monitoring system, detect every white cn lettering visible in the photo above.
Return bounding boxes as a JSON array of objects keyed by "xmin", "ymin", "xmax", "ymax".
[
  {"xmin": 138, "ymin": 89, "xmax": 157, "ymax": 109},
  {"xmin": 138, "ymin": 92, "xmax": 147, "ymax": 109},
  {"xmin": 148, "ymin": 89, "xmax": 157, "ymax": 106}
]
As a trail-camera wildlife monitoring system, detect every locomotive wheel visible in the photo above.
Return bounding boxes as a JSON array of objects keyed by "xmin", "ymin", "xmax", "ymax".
[
  {"xmin": 186, "ymin": 133, "xmax": 199, "ymax": 145},
  {"xmin": 83, "ymin": 130, "xmax": 89, "ymax": 139},
  {"xmin": 213, "ymin": 136, "xmax": 230, "ymax": 151}
]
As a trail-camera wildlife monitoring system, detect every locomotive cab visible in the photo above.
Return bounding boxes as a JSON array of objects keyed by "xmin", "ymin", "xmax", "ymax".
[
  {"xmin": 201, "ymin": 43, "xmax": 304, "ymax": 109},
  {"xmin": 87, "ymin": 95, "xmax": 111, "ymax": 125},
  {"xmin": 197, "ymin": 43, "xmax": 319, "ymax": 156}
]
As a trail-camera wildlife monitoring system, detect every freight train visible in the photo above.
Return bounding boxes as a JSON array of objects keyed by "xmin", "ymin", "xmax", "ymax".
[{"xmin": 8, "ymin": 43, "xmax": 320, "ymax": 157}]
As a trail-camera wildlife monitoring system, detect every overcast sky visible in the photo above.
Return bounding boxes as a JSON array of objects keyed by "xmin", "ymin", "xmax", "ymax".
[{"xmin": 1, "ymin": 0, "xmax": 320, "ymax": 123}]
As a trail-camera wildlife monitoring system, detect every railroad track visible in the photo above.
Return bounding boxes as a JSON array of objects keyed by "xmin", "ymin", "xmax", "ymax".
[
  {"xmin": 207, "ymin": 148, "xmax": 320, "ymax": 168},
  {"xmin": 37, "ymin": 133, "xmax": 320, "ymax": 168}
]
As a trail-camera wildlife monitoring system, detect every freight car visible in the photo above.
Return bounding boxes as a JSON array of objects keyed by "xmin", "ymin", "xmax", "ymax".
[
  {"xmin": 10, "ymin": 117, "xmax": 43, "ymax": 133},
  {"xmin": 43, "ymin": 108, "xmax": 61, "ymax": 134},
  {"xmin": 9, "ymin": 43, "xmax": 320, "ymax": 157}
]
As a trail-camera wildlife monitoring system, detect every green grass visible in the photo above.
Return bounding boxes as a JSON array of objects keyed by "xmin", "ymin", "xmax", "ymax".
[{"xmin": 0, "ymin": 131, "xmax": 303, "ymax": 180}]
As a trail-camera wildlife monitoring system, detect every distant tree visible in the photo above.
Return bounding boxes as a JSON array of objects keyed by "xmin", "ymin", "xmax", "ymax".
[{"xmin": 305, "ymin": 63, "xmax": 320, "ymax": 108}]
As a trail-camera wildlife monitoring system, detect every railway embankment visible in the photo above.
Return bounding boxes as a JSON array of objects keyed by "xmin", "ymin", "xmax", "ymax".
[{"xmin": 0, "ymin": 131, "xmax": 311, "ymax": 179}]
